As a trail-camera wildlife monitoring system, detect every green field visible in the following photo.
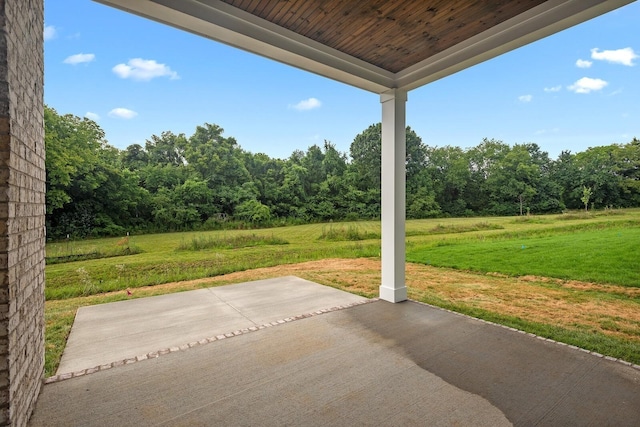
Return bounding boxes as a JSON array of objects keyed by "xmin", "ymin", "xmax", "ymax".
[
  {"xmin": 45, "ymin": 224, "xmax": 381, "ymax": 299},
  {"xmin": 47, "ymin": 210, "xmax": 640, "ymax": 299},
  {"xmin": 44, "ymin": 209, "xmax": 640, "ymax": 376},
  {"xmin": 407, "ymin": 224, "xmax": 640, "ymax": 287}
]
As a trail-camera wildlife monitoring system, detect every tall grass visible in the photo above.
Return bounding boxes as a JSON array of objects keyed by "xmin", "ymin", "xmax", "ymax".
[
  {"xmin": 407, "ymin": 221, "xmax": 504, "ymax": 236},
  {"xmin": 318, "ymin": 224, "xmax": 380, "ymax": 241},
  {"xmin": 176, "ymin": 233, "xmax": 288, "ymax": 251},
  {"xmin": 46, "ymin": 236, "xmax": 142, "ymax": 264}
]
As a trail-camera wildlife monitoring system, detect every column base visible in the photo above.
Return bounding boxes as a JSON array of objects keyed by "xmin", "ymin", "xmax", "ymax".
[{"xmin": 379, "ymin": 285, "xmax": 408, "ymax": 303}]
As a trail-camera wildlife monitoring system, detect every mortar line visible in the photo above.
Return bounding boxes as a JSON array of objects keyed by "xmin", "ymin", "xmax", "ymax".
[{"xmin": 205, "ymin": 287, "xmax": 257, "ymax": 325}]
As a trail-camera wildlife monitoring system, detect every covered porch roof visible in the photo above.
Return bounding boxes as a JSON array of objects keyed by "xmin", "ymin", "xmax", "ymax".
[{"xmin": 96, "ymin": 0, "xmax": 633, "ymax": 93}]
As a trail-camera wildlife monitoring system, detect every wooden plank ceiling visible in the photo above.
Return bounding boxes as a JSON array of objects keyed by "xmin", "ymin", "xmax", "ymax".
[
  {"xmin": 96, "ymin": 0, "xmax": 634, "ymax": 92},
  {"xmin": 220, "ymin": 0, "xmax": 549, "ymax": 73}
]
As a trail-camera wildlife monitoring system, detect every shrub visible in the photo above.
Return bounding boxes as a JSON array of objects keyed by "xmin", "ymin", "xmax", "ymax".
[
  {"xmin": 318, "ymin": 225, "xmax": 380, "ymax": 241},
  {"xmin": 177, "ymin": 234, "xmax": 288, "ymax": 251}
]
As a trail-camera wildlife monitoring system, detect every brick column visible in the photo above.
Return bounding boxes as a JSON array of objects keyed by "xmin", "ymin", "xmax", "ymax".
[{"xmin": 0, "ymin": 0, "xmax": 46, "ymax": 425}]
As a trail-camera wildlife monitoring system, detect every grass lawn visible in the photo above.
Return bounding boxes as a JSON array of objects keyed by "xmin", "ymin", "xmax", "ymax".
[
  {"xmin": 407, "ymin": 226, "xmax": 640, "ymax": 287},
  {"xmin": 44, "ymin": 209, "xmax": 640, "ymax": 376}
]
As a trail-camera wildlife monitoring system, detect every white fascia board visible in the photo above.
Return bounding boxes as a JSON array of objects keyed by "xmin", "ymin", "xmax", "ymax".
[
  {"xmin": 395, "ymin": 0, "xmax": 636, "ymax": 91},
  {"xmin": 95, "ymin": 0, "xmax": 395, "ymax": 93}
]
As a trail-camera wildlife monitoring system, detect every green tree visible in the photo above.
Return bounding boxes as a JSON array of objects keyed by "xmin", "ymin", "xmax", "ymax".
[
  {"xmin": 581, "ymin": 186, "xmax": 593, "ymax": 212},
  {"xmin": 550, "ymin": 150, "xmax": 581, "ymax": 209},
  {"xmin": 121, "ymin": 144, "xmax": 149, "ymax": 171},
  {"xmin": 464, "ymin": 138, "xmax": 510, "ymax": 214},
  {"xmin": 301, "ymin": 144, "xmax": 326, "ymax": 197},
  {"xmin": 243, "ymin": 152, "xmax": 284, "ymax": 213},
  {"xmin": 145, "ymin": 131, "xmax": 186, "ymax": 166},
  {"xmin": 279, "ymin": 160, "xmax": 309, "ymax": 219},
  {"xmin": 349, "ymin": 123, "xmax": 383, "ymax": 192},
  {"xmin": 613, "ymin": 139, "xmax": 640, "ymax": 207},
  {"xmin": 184, "ymin": 123, "xmax": 253, "ymax": 215},
  {"xmin": 139, "ymin": 163, "xmax": 191, "ymax": 193},
  {"xmin": 575, "ymin": 146, "xmax": 622, "ymax": 209},
  {"xmin": 482, "ymin": 143, "xmax": 560, "ymax": 215},
  {"xmin": 425, "ymin": 145, "xmax": 469, "ymax": 216},
  {"xmin": 45, "ymin": 107, "xmax": 153, "ymax": 237},
  {"xmin": 348, "ymin": 123, "xmax": 429, "ymax": 218},
  {"xmin": 234, "ymin": 199, "xmax": 271, "ymax": 223},
  {"xmin": 45, "ymin": 105, "xmax": 104, "ymax": 214},
  {"xmin": 322, "ymin": 140, "xmax": 347, "ymax": 177}
]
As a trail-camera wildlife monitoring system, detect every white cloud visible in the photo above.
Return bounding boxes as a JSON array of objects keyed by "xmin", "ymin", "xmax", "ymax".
[
  {"xmin": 85, "ymin": 112, "xmax": 100, "ymax": 121},
  {"xmin": 544, "ymin": 85, "xmax": 562, "ymax": 93},
  {"xmin": 290, "ymin": 97, "xmax": 322, "ymax": 111},
  {"xmin": 567, "ymin": 77, "xmax": 608, "ymax": 94},
  {"xmin": 518, "ymin": 95, "xmax": 532, "ymax": 103},
  {"xmin": 44, "ymin": 25, "xmax": 57, "ymax": 41},
  {"xmin": 63, "ymin": 53, "xmax": 95, "ymax": 65},
  {"xmin": 112, "ymin": 58, "xmax": 179, "ymax": 81},
  {"xmin": 591, "ymin": 47, "xmax": 638, "ymax": 66},
  {"xmin": 576, "ymin": 59, "xmax": 592, "ymax": 68},
  {"xmin": 535, "ymin": 128, "xmax": 560, "ymax": 135},
  {"xmin": 108, "ymin": 108, "xmax": 138, "ymax": 119}
]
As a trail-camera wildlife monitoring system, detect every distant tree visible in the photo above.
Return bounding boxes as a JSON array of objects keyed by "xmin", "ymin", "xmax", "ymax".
[
  {"xmin": 185, "ymin": 123, "xmax": 253, "ymax": 215},
  {"xmin": 121, "ymin": 144, "xmax": 149, "ymax": 171},
  {"xmin": 349, "ymin": 123, "xmax": 383, "ymax": 193},
  {"xmin": 581, "ymin": 186, "xmax": 593, "ymax": 212},
  {"xmin": 308, "ymin": 142, "xmax": 350, "ymax": 220},
  {"xmin": 550, "ymin": 150, "xmax": 581, "ymax": 209},
  {"xmin": 575, "ymin": 147, "xmax": 615, "ymax": 208},
  {"xmin": 301, "ymin": 144, "xmax": 326, "ymax": 196},
  {"xmin": 424, "ymin": 145, "xmax": 468, "ymax": 216},
  {"xmin": 322, "ymin": 140, "xmax": 347, "ymax": 177},
  {"xmin": 279, "ymin": 160, "xmax": 309, "ymax": 219},
  {"xmin": 613, "ymin": 139, "xmax": 640, "ymax": 207},
  {"xmin": 464, "ymin": 138, "xmax": 510, "ymax": 214},
  {"xmin": 243, "ymin": 152, "xmax": 285, "ymax": 213},
  {"xmin": 45, "ymin": 104, "xmax": 640, "ymax": 237},
  {"xmin": 348, "ymin": 123, "xmax": 430, "ymax": 218},
  {"xmin": 234, "ymin": 199, "xmax": 271, "ymax": 223},
  {"xmin": 480, "ymin": 143, "xmax": 561, "ymax": 215},
  {"xmin": 45, "ymin": 105, "xmax": 105, "ymax": 214},
  {"xmin": 145, "ymin": 131, "xmax": 186, "ymax": 166},
  {"xmin": 45, "ymin": 106, "xmax": 151, "ymax": 237}
]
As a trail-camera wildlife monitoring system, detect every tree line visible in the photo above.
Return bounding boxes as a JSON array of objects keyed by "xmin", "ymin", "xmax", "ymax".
[{"xmin": 45, "ymin": 105, "xmax": 640, "ymax": 239}]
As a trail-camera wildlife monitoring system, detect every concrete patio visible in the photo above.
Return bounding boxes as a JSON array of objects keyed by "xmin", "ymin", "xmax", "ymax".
[
  {"xmin": 55, "ymin": 277, "xmax": 368, "ymax": 375},
  {"xmin": 29, "ymin": 277, "xmax": 640, "ymax": 426}
]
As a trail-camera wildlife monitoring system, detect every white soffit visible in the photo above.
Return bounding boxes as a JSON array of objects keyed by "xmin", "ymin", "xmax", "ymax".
[{"xmin": 95, "ymin": 0, "xmax": 635, "ymax": 94}]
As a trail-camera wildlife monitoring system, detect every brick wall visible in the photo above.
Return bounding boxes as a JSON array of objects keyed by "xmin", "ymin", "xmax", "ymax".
[{"xmin": 0, "ymin": 0, "xmax": 46, "ymax": 425}]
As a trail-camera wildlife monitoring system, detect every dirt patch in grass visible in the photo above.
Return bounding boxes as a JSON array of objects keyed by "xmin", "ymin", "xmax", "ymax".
[{"xmin": 402, "ymin": 263, "xmax": 640, "ymax": 343}]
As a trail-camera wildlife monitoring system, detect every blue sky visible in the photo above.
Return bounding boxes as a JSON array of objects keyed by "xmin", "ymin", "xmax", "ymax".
[{"xmin": 44, "ymin": 1, "xmax": 639, "ymax": 160}]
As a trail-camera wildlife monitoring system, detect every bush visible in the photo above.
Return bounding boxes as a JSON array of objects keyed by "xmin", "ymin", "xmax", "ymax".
[
  {"xmin": 176, "ymin": 234, "xmax": 288, "ymax": 251},
  {"xmin": 318, "ymin": 225, "xmax": 380, "ymax": 241}
]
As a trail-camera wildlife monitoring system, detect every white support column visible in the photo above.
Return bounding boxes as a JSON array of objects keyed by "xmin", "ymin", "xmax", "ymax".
[{"xmin": 379, "ymin": 89, "xmax": 408, "ymax": 303}]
